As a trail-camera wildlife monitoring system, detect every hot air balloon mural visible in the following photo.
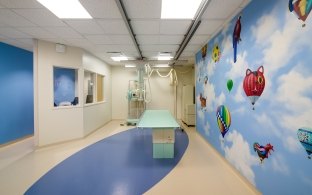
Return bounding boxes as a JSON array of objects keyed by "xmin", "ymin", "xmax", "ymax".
[
  {"xmin": 233, "ymin": 15, "xmax": 242, "ymax": 63},
  {"xmin": 289, "ymin": 0, "xmax": 312, "ymax": 27},
  {"xmin": 243, "ymin": 66, "xmax": 265, "ymax": 110},
  {"xmin": 227, "ymin": 79, "xmax": 233, "ymax": 92},
  {"xmin": 201, "ymin": 44, "xmax": 208, "ymax": 59},
  {"xmin": 253, "ymin": 142, "xmax": 274, "ymax": 163},
  {"xmin": 212, "ymin": 44, "xmax": 221, "ymax": 63},
  {"xmin": 297, "ymin": 127, "xmax": 312, "ymax": 159},
  {"xmin": 199, "ymin": 93, "xmax": 207, "ymax": 109},
  {"xmin": 216, "ymin": 105, "xmax": 231, "ymax": 138}
]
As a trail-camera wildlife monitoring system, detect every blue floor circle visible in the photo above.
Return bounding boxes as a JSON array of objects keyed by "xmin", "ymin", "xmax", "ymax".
[{"xmin": 25, "ymin": 128, "xmax": 189, "ymax": 195}]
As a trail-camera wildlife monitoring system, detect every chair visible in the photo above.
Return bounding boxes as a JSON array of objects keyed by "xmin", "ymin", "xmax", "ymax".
[
  {"xmin": 71, "ymin": 97, "xmax": 79, "ymax": 105},
  {"xmin": 86, "ymin": 95, "xmax": 93, "ymax": 103}
]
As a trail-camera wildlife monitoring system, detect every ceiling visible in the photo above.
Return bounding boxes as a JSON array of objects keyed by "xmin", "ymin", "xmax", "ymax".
[{"xmin": 0, "ymin": 0, "xmax": 250, "ymax": 66}]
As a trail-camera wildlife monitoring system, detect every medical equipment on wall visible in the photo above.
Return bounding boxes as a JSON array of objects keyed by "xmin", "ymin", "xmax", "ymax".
[{"xmin": 126, "ymin": 63, "xmax": 192, "ymax": 125}]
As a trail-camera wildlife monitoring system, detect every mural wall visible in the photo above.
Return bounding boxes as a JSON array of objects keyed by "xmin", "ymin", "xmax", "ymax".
[{"xmin": 195, "ymin": 1, "xmax": 312, "ymax": 195}]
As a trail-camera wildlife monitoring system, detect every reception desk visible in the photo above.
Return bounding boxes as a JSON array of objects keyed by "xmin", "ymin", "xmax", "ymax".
[{"xmin": 137, "ymin": 110, "xmax": 180, "ymax": 158}]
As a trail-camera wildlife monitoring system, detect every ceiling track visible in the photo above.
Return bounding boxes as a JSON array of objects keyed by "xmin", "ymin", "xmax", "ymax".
[
  {"xmin": 115, "ymin": 0, "xmax": 143, "ymax": 60},
  {"xmin": 173, "ymin": 0, "xmax": 211, "ymax": 63}
]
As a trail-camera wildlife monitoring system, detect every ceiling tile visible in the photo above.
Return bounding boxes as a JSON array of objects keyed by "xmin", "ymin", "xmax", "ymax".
[
  {"xmin": 97, "ymin": 19, "xmax": 128, "ymax": 34},
  {"xmin": 17, "ymin": 27, "xmax": 57, "ymax": 39},
  {"xmin": 1, "ymin": 39, "xmax": 33, "ymax": 51},
  {"xmin": 85, "ymin": 35, "xmax": 112, "ymax": 44},
  {"xmin": 13, "ymin": 9, "xmax": 66, "ymax": 27},
  {"xmin": 183, "ymin": 44, "xmax": 201, "ymax": 53},
  {"xmin": 0, "ymin": 27, "xmax": 32, "ymax": 38},
  {"xmin": 195, "ymin": 19, "xmax": 224, "ymax": 35},
  {"xmin": 0, "ymin": 9, "xmax": 36, "ymax": 27},
  {"xmin": 122, "ymin": 0, "xmax": 161, "ymax": 19},
  {"xmin": 202, "ymin": 0, "xmax": 244, "ymax": 19},
  {"xmin": 109, "ymin": 35, "xmax": 133, "ymax": 44},
  {"xmin": 40, "ymin": 38, "xmax": 67, "ymax": 45},
  {"xmin": 0, "ymin": 0, "xmax": 43, "ymax": 8},
  {"xmin": 142, "ymin": 51, "xmax": 159, "ymax": 58},
  {"xmin": 131, "ymin": 20, "xmax": 160, "ymax": 35},
  {"xmin": 122, "ymin": 51, "xmax": 140, "ymax": 58},
  {"xmin": 180, "ymin": 51, "xmax": 196, "ymax": 57},
  {"xmin": 95, "ymin": 44, "xmax": 137, "ymax": 52},
  {"xmin": 16, "ymin": 38, "xmax": 34, "ymax": 45},
  {"xmin": 136, "ymin": 35, "xmax": 158, "ymax": 45},
  {"xmin": 136, "ymin": 35, "xmax": 184, "ymax": 45},
  {"xmin": 65, "ymin": 20, "xmax": 104, "ymax": 35},
  {"xmin": 160, "ymin": 20, "xmax": 192, "ymax": 35},
  {"xmin": 65, "ymin": 38, "xmax": 95, "ymax": 51},
  {"xmin": 44, "ymin": 27, "xmax": 83, "ymax": 39},
  {"xmin": 80, "ymin": 0, "xmax": 122, "ymax": 19},
  {"xmin": 86, "ymin": 35, "xmax": 133, "ymax": 45},
  {"xmin": 140, "ymin": 44, "xmax": 179, "ymax": 52},
  {"xmin": 159, "ymin": 35, "xmax": 184, "ymax": 44},
  {"xmin": 189, "ymin": 35, "xmax": 210, "ymax": 45}
]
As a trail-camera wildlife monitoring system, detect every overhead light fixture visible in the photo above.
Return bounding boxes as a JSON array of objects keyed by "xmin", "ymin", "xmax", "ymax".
[
  {"xmin": 154, "ymin": 64, "xmax": 170, "ymax": 68},
  {"xmin": 157, "ymin": 56, "xmax": 173, "ymax": 60},
  {"xmin": 161, "ymin": 0, "xmax": 202, "ymax": 19},
  {"xmin": 125, "ymin": 64, "xmax": 136, "ymax": 68},
  {"xmin": 157, "ymin": 52, "xmax": 173, "ymax": 60},
  {"xmin": 37, "ymin": 0, "xmax": 92, "ymax": 19},
  {"xmin": 111, "ymin": 56, "xmax": 128, "ymax": 61}
]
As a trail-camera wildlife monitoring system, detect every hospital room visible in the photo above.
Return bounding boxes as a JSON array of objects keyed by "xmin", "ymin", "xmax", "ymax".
[{"xmin": 1, "ymin": 0, "xmax": 312, "ymax": 194}]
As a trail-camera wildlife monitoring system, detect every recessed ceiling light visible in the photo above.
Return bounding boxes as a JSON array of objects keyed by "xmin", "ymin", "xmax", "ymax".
[
  {"xmin": 158, "ymin": 52, "xmax": 173, "ymax": 60},
  {"xmin": 154, "ymin": 64, "xmax": 170, "ymax": 68},
  {"xmin": 161, "ymin": 0, "xmax": 203, "ymax": 19},
  {"xmin": 111, "ymin": 56, "xmax": 128, "ymax": 61},
  {"xmin": 157, "ymin": 56, "xmax": 173, "ymax": 60},
  {"xmin": 125, "ymin": 64, "xmax": 136, "ymax": 68},
  {"xmin": 37, "ymin": 0, "xmax": 92, "ymax": 19}
]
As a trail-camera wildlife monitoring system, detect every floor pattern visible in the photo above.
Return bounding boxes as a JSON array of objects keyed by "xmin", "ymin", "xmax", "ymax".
[{"xmin": 25, "ymin": 128, "xmax": 188, "ymax": 195}]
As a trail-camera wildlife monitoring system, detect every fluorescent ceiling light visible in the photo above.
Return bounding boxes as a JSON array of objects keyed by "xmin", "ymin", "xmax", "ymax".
[
  {"xmin": 161, "ymin": 0, "xmax": 202, "ymax": 19},
  {"xmin": 37, "ymin": 0, "xmax": 92, "ymax": 19},
  {"xmin": 157, "ymin": 56, "xmax": 173, "ymax": 60},
  {"xmin": 154, "ymin": 64, "xmax": 170, "ymax": 68},
  {"xmin": 111, "ymin": 56, "xmax": 128, "ymax": 61},
  {"xmin": 125, "ymin": 64, "xmax": 136, "ymax": 68}
]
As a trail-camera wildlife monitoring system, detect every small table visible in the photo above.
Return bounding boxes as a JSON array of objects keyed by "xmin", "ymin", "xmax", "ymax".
[{"xmin": 137, "ymin": 110, "xmax": 180, "ymax": 158}]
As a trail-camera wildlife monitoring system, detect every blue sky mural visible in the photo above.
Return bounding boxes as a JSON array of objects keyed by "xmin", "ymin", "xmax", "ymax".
[{"xmin": 195, "ymin": 1, "xmax": 312, "ymax": 195}]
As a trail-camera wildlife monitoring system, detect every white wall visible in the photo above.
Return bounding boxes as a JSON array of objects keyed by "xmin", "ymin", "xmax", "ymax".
[
  {"xmin": 35, "ymin": 40, "xmax": 84, "ymax": 146},
  {"xmin": 82, "ymin": 53, "xmax": 112, "ymax": 135},
  {"xmin": 34, "ymin": 40, "xmax": 112, "ymax": 146},
  {"xmin": 112, "ymin": 66, "xmax": 194, "ymax": 120}
]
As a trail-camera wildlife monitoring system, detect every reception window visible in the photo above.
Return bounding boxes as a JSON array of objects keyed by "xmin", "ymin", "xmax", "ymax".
[{"xmin": 53, "ymin": 67, "xmax": 78, "ymax": 107}]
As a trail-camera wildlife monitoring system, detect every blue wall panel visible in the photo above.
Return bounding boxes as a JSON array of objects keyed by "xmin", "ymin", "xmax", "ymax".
[{"xmin": 0, "ymin": 42, "xmax": 34, "ymax": 144}]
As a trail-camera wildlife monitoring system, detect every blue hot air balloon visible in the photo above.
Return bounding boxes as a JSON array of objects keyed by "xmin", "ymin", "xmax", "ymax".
[
  {"xmin": 298, "ymin": 127, "xmax": 312, "ymax": 159},
  {"xmin": 216, "ymin": 105, "xmax": 231, "ymax": 138}
]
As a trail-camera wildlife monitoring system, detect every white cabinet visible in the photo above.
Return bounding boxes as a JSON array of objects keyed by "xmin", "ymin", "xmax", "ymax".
[
  {"xmin": 182, "ymin": 85, "xmax": 195, "ymax": 126},
  {"xmin": 183, "ymin": 104, "xmax": 195, "ymax": 126}
]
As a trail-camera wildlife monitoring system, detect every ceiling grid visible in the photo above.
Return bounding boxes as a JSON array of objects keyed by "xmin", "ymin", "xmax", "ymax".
[{"xmin": 0, "ymin": 0, "xmax": 251, "ymax": 65}]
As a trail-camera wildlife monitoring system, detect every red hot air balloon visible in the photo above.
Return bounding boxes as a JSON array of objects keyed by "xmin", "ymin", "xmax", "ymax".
[{"xmin": 243, "ymin": 66, "xmax": 265, "ymax": 110}]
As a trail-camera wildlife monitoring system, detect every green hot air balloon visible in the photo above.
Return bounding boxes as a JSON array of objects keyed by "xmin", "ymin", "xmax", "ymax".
[{"xmin": 227, "ymin": 79, "xmax": 233, "ymax": 92}]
